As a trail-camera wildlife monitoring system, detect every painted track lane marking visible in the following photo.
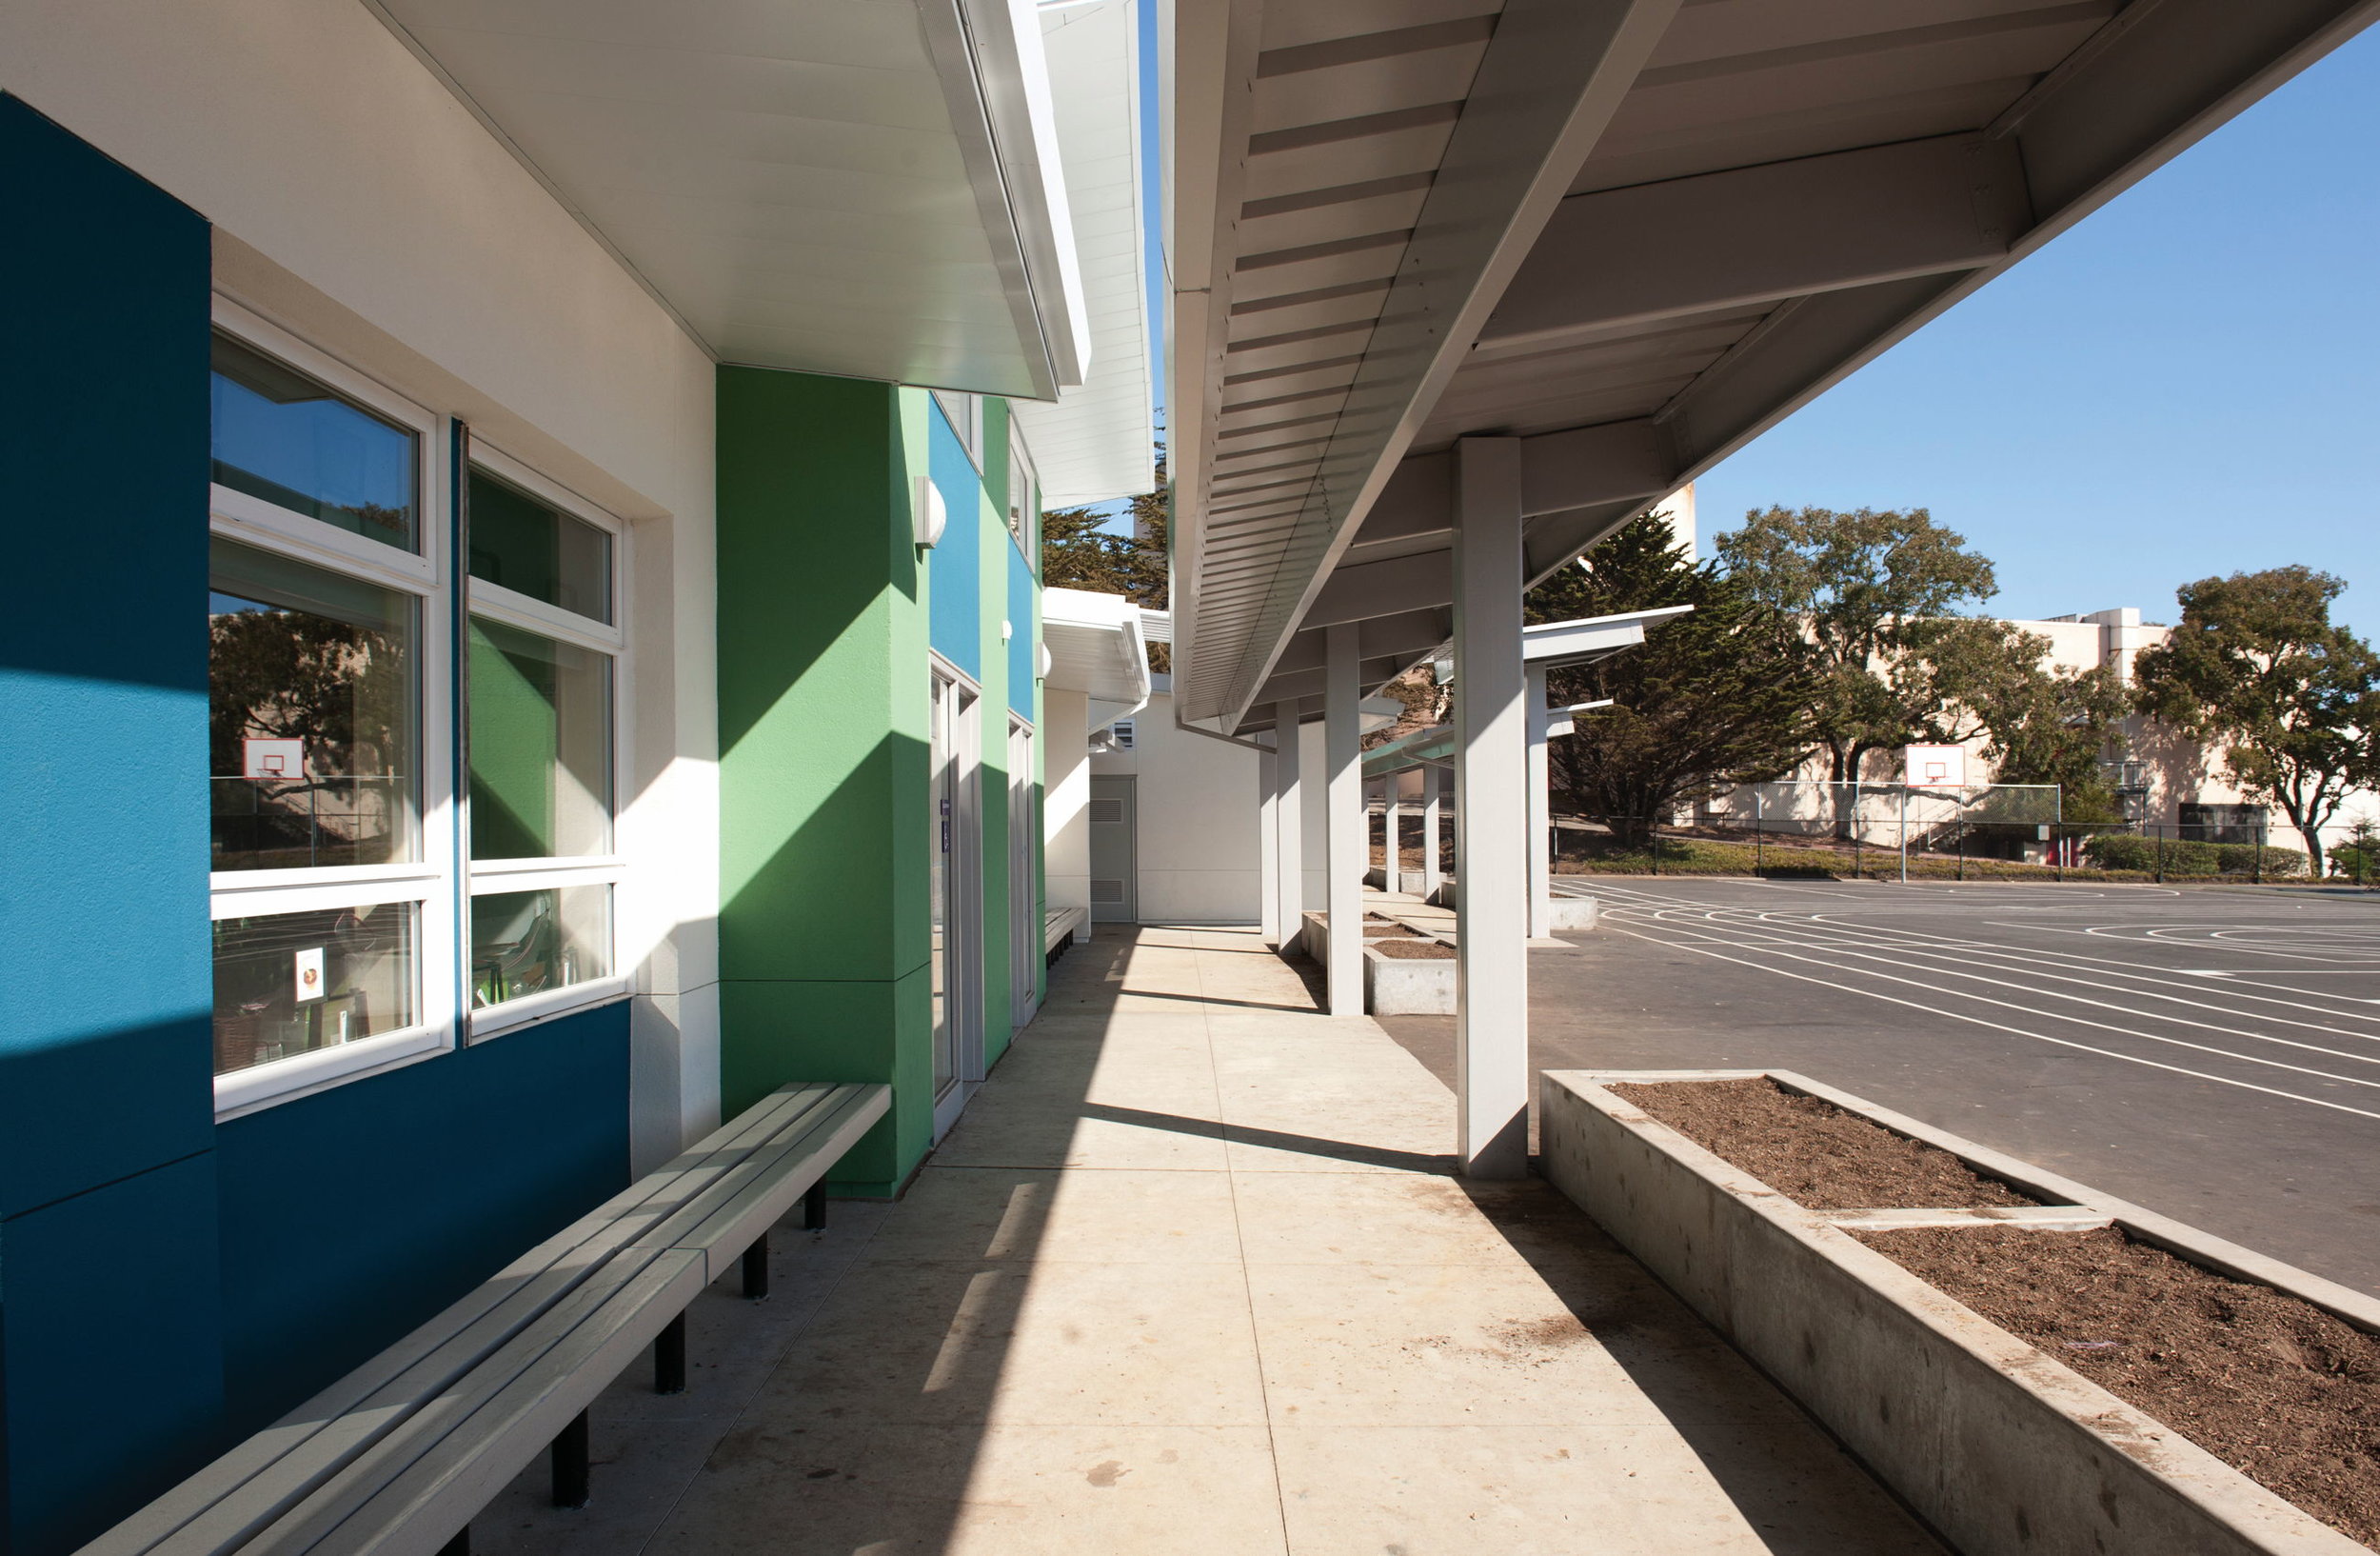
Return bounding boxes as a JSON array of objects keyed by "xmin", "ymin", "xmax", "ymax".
[
  {"xmin": 1590, "ymin": 908, "xmax": 2380, "ymax": 1096},
  {"xmin": 1591, "ymin": 915, "xmax": 2380, "ymax": 1123}
]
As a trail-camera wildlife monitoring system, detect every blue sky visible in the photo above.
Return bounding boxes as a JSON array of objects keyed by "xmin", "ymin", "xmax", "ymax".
[{"xmin": 1692, "ymin": 28, "xmax": 2380, "ymax": 640}]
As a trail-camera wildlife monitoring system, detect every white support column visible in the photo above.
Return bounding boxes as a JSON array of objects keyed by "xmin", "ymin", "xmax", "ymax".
[
  {"xmin": 1423, "ymin": 766, "xmax": 1445, "ymax": 902},
  {"xmin": 1258, "ymin": 742, "xmax": 1279, "ymax": 947},
  {"xmin": 1527, "ymin": 662, "xmax": 1552, "ymax": 940},
  {"xmin": 1453, "ymin": 437, "xmax": 1530, "ymax": 1180},
  {"xmin": 1384, "ymin": 776, "xmax": 1403, "ymax": 895},
  {"xmin": 1325, "ymin": 623, "xmax": 1365, "ymax": 1015},
  {"xmin": 1272, "ymin": 701, "xmax": 1303, "ymax": 954}
]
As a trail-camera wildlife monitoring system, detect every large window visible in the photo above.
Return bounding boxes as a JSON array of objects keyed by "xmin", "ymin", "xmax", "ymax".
[
  {"xmin": 465, "ymin": 455, "xmax": 625, "ymax": 1032},
  {"xmin": 207, "ymin": 300, "xmax": 631, "ymax": 1111},
  {"xmin": 208, "ymin": 301, "xmax": 449, "ymax": 1113}
]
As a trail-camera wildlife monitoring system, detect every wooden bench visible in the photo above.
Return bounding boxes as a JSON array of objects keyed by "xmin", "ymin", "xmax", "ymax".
[
  {"xmin": 1043, "ymin": 905, "xmax": 1087, "ymax": 961},
  {"xmin": 80, "ymin": 1082, "xmax": 890, "ymax": 1556}
]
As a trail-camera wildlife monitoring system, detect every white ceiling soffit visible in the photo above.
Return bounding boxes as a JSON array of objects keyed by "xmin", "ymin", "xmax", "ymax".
[
  {"xmin": 367, "ymin": 0, "xmax": 1093, "ymax": 399},
  {"xmin": 1173, "ymin": 0, "xmax": 2380, "ymax": 735},
  {"xmin": 1041, "ymin": 587, "xmax": 1153, "ymax": 722},
  {"xmin": 1009, "ymin": 0, "xmax": 1159, "ymax": 506}
]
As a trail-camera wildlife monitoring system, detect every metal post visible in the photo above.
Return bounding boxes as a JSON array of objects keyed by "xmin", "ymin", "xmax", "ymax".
[
  {"xmin": 438, "ymin": 1528, "xmax": 471, "ymax": 1556},
  {"xmin": 1423, "ymin": 766, "xmax": 1444, "ymax": 902},
  {"xmin": 654, "ymin": 1312, "xmax": 686, "ymax": 1394},
  {"xmin": 743, "ymin": 1232, "xmax": 770, "ymax": 1300},
  {"xmin": 1854, "ymin": 781, "xmax": 1863, "ymax": 879},
  {"xmin": 2155, "ymin": 827, "xmax": 2165, "ymax": 885},
  {"xmin": 552, "ymin": 1409, "xmax": 591, "ymax": 1508},
  {"xmin": 1956, "ymin": 827, "xmax": 1965, "ymax": 882},
  {"xmin": 1527, "ymin": 663, "xmax": 1552, "ymax": 938},
  {"xmin": 1384, "ymin": 777, "xmax": 1403, "ymax": 895},
  {"xmin": 1452, "ymin": 437, "xmax": 1529, "ymax": 1181},
  {"xmin": 803, "ymin": 1181, "xmax": 828, "ymax": 1230},
  {"xmin": 1273, "ymin": 702, "xmax": 1303, "ymax": 953},
  {"xmin": 1324, "ymin": 624, "xmax": 1365, "ymax": 1015},
  {"xmin": 2254, "ymin": 820, "xmax": 2264, "ymax": 884},
  {"xmin": 1755, "ymin": 788, "xmax": 1764, "ymax": 877},
  {"xmin": 1898, "ymin": 787, "xmax": 1909, "ymax": 883},
  {"xmin": 1258, "ymin": 743, "xmax": 1279, "ymax": 945}
]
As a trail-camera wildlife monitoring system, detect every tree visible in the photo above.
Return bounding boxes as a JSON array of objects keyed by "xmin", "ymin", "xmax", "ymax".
[
  {"xmin": 2132, "ymin": 567, "xmax": 2380, "ymax": 873},
  {"xmin": 1041, "ymin": 446, "xmax": 1167, "ymax": 609},
  {"xmin": 1717, "ymin": 506, "xmax": 2005, "ymax": 787},
  {"xmin": 1528, "ymin": 513, "xmax": 1815, "ymax": 846}
]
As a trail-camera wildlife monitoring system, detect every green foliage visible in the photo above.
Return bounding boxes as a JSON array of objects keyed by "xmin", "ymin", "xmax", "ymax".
[
  {"xmin": 2330, "ymin": 820, "xmax": 2380, "ymax": 885},
  {"xmin": 1717, "ymin": 505, "xmax": 2003, "ymax": 783},
  {"xmin": 2132, "ymin": 567, "xmax": 2379, "ymax": 875},
  {"xmin": 1040, "ymin": 446, "xmax": 1168, "ymax": 609},
  {"xmin": 1529, "ymin": 513, "xmax": 1815, "ymax": 847},
  {"xmin": 2080, "ymin": 834, "xmax": 2304, "ymax": 877}
]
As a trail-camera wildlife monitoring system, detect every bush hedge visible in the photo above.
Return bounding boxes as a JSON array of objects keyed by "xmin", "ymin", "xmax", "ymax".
[{"xmin": 2080, "ymin": 834, "xmax": 2305, "ymax": 877}]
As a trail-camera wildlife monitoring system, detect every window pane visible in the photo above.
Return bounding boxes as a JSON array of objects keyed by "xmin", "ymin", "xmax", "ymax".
[
  {"xmin": 469, "ymin": 618, "xmax": 611, "ymax": 859},
  {"xmin": 211, "ymin": 333, "xmax": 418, "ymax": 550},
  {"xmin": 212, "ymin": 901, "xmax": 415, "ymax": 1076},
  {"xmin": 211, "ymin": 539, "xmax": 418, "ymax": 871},
  {"xmin": 467, "ymin": 469, "xmax": 612, "ymax": 624},
  {"xmin": 471, "ymin": 887, "xmax": 610, "ymax": 1008}
]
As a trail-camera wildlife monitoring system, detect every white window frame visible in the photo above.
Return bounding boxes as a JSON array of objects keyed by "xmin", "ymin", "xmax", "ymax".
[
  {"xmin": 932, "ymin": 389, "xmax": 982, "ymax": 466},
  {"xmin": 208, "ymin": 299, "xmax": 457, "ymax": 1119},
  {"xmin": 1006, "ymin": 423, "xmax": 1037, "ymax": 547},
  {"xmin": 463, "ymin": 442, "xmax": 633, "ymax": 1040}
]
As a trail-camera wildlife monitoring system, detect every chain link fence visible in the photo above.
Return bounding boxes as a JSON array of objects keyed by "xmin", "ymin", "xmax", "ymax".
[{"xmin": 1549, "ymin": 781, "xmax": 2316, "ymax": 883}]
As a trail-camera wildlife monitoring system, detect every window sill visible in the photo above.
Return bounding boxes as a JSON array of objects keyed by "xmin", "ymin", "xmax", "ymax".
[
  {"xmin": 213, "ymin": 1023, "xmax": 451, "ymax": 1122},
  {"xmin": 467, "ymin": 978, "xmax": 634, "ymax": 1041}
]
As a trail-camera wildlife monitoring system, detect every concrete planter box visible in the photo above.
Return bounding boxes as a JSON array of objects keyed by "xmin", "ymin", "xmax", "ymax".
[
  {"xmin": 1362, "ymin": 942, "xmax": 1455, "ymax": 1014},
  {"xmin": 1539, "ymin": 1069, "xmax": 2380, "ymax": 1556},
  {"xmin": 1547, "ymin": 894, "xmax": 1598, "ymax": 931},
  {"xmin": 1297, "ymin": 910, "xmax": 1457, "ymax": 1014}
]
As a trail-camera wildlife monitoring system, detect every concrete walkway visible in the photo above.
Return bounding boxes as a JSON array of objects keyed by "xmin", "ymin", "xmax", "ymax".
[{"xmin": 479, "ymin": 927, "xmax": 1939, "ymax": 1555}]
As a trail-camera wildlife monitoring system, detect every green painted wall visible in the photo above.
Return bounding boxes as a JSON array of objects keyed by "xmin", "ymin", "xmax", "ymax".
[
  {"xmin": 717, "ymin": 369, "xmax": 930, "ymax": 1193},
  {"xmin": 716, "ymin": 371, "xmax": 1049, "ymax": 1195}
]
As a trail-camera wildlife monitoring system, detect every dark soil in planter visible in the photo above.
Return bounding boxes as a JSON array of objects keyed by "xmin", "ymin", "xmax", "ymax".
[
  {"xmin": 1368, "ymin": 938, "xmax": 1455, "ymax": 959},
  {"xmin": 1606, "ymin": 1076, "xmax": 2037, "ymax": 1209},
  {"xmin": 1859, "ymin": 1224, "xmax": 2380, "ymax": 1547}
]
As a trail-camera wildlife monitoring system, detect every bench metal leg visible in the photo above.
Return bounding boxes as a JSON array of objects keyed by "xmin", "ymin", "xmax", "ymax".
[
  {"xmin": 655, "ymin": 1311, "xmax": 687, "ymax": 1395},
  {"xmin": 803, "ymin": 1180, "xmax": 828, "ymax": 1231},
  {"xmin": 552, "ymin": 1409, "xmax": 591, "ymax": 1509},
  {"xmin": 743, "ymin": 1232, "xmax": 770, "ymax": 1301},
  {"xmin": 438, "ymin": 1527, "xmax": 470, "ymax": 1556}
]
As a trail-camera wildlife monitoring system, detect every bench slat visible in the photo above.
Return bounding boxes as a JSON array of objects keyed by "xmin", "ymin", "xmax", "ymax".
[
  {"xmin": 640, "ymin": 1085, "xmax": 892, "ymax": 1280},
  {"xmin": 85, "ymin": 1087, "xmax": 839, "ymax": 1556},
  {"xmin": 76, "ymin": 1082, "xmax": 867, "ymax": 1556},
  {"xmin": 234, "ymin": 1248, "xmax": 687, "ymax": 1556},
  {"xmin": 289, "ymin": 1251, "xmax": 706, "ymax": 1556}
]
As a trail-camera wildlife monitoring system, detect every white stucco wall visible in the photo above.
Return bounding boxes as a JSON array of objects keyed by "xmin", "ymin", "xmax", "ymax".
[
  {"xmin": 2, "ymin": 0, "xmax": 722, "ymax": 1167},
  {"xmin": 1091, "ymin": 687, "xmax": 1263, "ymax": 923},
  {"xmin": 1043, "ymin": 688, "xmax": 1094, "ymax": 913}
]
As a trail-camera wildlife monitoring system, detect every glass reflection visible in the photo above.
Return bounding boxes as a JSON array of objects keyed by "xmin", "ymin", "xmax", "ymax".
[
  {"xmin": 468, "ymin": 619, "xmax": 612, "ymax": 860},
  {"xmin": 470, "ymin": 887, "xmax": 609, "ymax": 1008},
  {"xmin": 212, "ymin": 902, "xmax": 415, "ymax": 1075},
  {"xmin": 210, "ymin": 540, "xmax": 417, "ymax": 871},
  {"xmin": 211, "ymin": 333, "xmax": 417, "ymax": 550}
]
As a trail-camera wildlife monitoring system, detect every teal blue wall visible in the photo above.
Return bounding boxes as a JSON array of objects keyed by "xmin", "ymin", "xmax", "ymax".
[
  {"xmin": 0, "ymin": 99, "xmax": 633, "ymax": 1553},
  {"xmin": 926, "ymin": 406, "xmax": 982, "ymax": 678},
  {"xmin": 0, "ymin": 93, "xmax": 223, "ymax": 1556}
]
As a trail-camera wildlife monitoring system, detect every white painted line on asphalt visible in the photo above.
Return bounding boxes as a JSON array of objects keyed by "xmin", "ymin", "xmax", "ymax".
[
  {"xmin": 1596, "ymin": 905, "xmax": 2380, "ymax": 1099},
  {"xmin": 1592, "ymin": 916, "xmax": 2380, "ymax": 1123}
]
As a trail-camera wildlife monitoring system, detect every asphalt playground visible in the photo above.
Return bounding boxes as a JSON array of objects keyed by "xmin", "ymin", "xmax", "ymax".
[{"xmin": 1373, "ymin": 877, "xmax": 2380, "ymax": 1297}]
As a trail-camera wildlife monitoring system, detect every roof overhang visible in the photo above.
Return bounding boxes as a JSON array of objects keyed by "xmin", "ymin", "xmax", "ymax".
[
  {"xmin": 1041, "ymin": 586, "xmax": 1151, "ymax": 730},
  {"xmin": 367, "ymin": 0, "xmax": 1095, "ymax": 398},
  {"xmin": 1170, "ymin": 0, "xmax": 2380, "ymax": 737},
  {"xmin": 1008, "ymin": 0, "xmax": 1159, "ymax": 502}
]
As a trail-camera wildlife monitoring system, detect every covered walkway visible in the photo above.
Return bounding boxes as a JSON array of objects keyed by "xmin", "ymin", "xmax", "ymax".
[{"xmin": 476, "ymin": 928, "xmax": 1935, "ymax": 1555}]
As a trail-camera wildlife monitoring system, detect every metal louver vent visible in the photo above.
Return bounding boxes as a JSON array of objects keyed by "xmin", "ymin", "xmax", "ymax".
[
  {"xmin": 1091, "ymin": 879, "xmax": 1125, "ymax": 903},
  {"xmin": 1089, "ymin": 799, "xmax": 1125, "ymax": 824}
]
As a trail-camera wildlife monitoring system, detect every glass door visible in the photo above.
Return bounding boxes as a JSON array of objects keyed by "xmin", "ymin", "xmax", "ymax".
[{"xmin": 930, "ymin": 672, "xmax": 959, "ymax": 1101}]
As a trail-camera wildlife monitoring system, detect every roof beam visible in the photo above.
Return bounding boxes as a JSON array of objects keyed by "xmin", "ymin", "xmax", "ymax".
[
  {"xmin": 1478, "ymin": 135, "xmax": 2033, "ymax": 358},
  {"xmin": 1177, "ymin": 0, "xmax": 1687, "ymax": 732}
]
